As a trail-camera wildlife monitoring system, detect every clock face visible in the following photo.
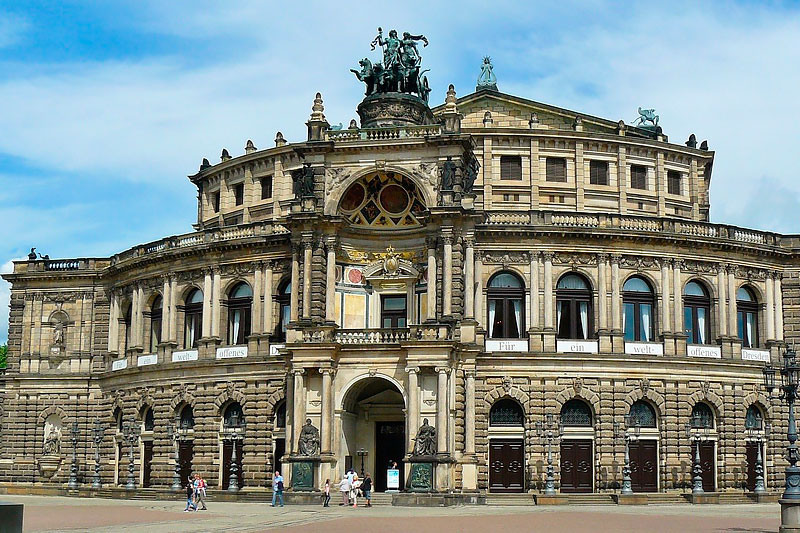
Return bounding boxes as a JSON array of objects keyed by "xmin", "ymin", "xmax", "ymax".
[{"xmin": 338, "ymin": 171, "xmax": 426, "ymax": 228}]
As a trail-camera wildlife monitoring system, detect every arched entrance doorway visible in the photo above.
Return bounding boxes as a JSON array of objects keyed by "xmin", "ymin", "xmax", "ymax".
[{"xmin": 339, "ymin": 376, "xmax": 406, "ymax": 492}]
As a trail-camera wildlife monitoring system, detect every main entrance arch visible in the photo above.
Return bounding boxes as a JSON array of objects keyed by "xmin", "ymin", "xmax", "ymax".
[{"xmin": 338, "ymin": 375, "xmax": 406, "ymax": 491}]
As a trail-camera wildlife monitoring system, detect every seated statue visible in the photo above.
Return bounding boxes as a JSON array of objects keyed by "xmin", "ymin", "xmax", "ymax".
[
  {"xmin": 298, "ymin": 418, "xmax": 320, "ymax": 456},
  {"xmin": 412, "ymin": 418, "xmax": 436, "ymax": 456}
]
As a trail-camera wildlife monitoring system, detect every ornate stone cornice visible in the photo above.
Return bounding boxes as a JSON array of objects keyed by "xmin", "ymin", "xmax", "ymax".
[{"xmin": 482, "ymin": 251, "xmax": 529, "ymax": 265}]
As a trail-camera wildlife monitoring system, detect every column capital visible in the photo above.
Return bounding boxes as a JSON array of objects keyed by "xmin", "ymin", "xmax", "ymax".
[
  {"xmin": 200, "ymin": 266, "xmax": 213, "ymax": 276},
  {"xmin": 772, "ymin": 270, "xmax": 784, "ymax": 281},
  {"xmin": 435, "ymin": 366, "xmax": 449, "ymax": 375},
  {"xmin": 324, "ymin": 234, "xmax": 338, "ymax": 248},
  {"xmin": 263, "ymin": 259, "xmax": 274, "ymax": 270},
  {"xmin": 463, "ymin": 235, "xmax": 475, "ymax": 248},
  {"xmin": 426, "ymin": 235, "xmax": 438, "ymax": 249},
  {"xmin": 463, "ymin": 370, "xmax": 476, "ymax": 379},
  {"xmin": 405, "ymin": 366, "xmax": 420, "ymax": 375},
  {"xmin": 292, "ymin": 368, "xmax": 306, "ymax": 376},
  {"xmin": 319, "ymin": 367, "xmax": 336, "ymax": 376},
  {"xmin": 301, "ymin": 233, "xmax": 314, "ymax": 248},
  {"xmin": 597, "ymin": 253, "xmax": 610, "ymax": 263},
  {"xmin": 441, "ymin": 234, "xmax": 453, "ymax": 246},
  {"xmin": 542, "ymin": 251, "xmax": 554, "ymax": 262},
  {"xmin": 673, "ymin": 259, "xmax": 684, "ymax": 270},
  {"xmin": 610, "ymin": 253, "xmax": 622, "ymax": 264}
]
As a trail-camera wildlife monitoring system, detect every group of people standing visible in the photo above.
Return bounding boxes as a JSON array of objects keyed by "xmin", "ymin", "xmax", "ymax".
[
  {"xmin": 327, "ymin": 468, "xmax": 372, "ymax": 508},
  {"xmin": 183, "ymin": 474, "xmax": 208, "ymax": 512}
]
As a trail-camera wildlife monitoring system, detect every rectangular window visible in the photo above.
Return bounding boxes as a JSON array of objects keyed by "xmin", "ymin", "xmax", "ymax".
[
  {"xmin": 212, "ymin": 192, "xmax": 220, "ymax": 213},
  {"xmin": 589, "ymin": 160, "xmax": 608, "ymax": 185},
  {"xmin": 234, "ymin": 183, "xmax": 244, "ymax": 206},
  {"xmin": 546, "ymin": 157, "xmax": 567, "ymax": 182},
  {"xmin": 381, "ymin": 295, "xmax": 407, "ymax": 328},
  {"xmin": 630, "ymin": 165, "xmax": 647, "ymax": 190},
  {"xmin": 261, "ymin": 175, "xmax": 273, "ymax": 200},
  {"xmin": 500, "ymin": 155, "xmax": 522, "ymax": 180},
  {"xmin": 667, "ymin": 170, "xmax": 681, "ymax": 195}
]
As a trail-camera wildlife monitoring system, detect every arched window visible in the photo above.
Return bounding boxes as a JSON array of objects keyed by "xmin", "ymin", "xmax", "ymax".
[
  {"xmin": 227, "ymin": 283, "xmax": 252, "ymax": 345},
  {"xmin": 490, "ymin": 399, "xmax": 525, "ymax": 427},
  {"xmin": 737, "ymin": 286, "xmax": 759, "ymax": 348},
  {"xmin": 623, "ymin": 276, "xmax": 655, "ymax": 342},
  {"xmin": 684, "ymin": 281, "xmax": 711, "ymax": 344},
  {"xmin": 114, "ymin": 407, "xmax": 123, "ymax": 432},
  {"xmin": 628, "ymin": 400, "xmax": 657, "ymax": 428},
  {"xmin": 745, "ymin": 405, "xmax": 764, "ymax": 430},
  {"xmin": 179, "ymin": 405, "xmax": 195, "ymax": 430},
  {"xmin": 149, "ymin": 295, "xmax": 162, "ymax": 353},
  {"xmin": 275, "ymin": 401, "xmax": 286, "ymax": 429},
  {"xmin": 276, "ymin": 279, "xmax": 291, "ymax": 342},
  {"xmin": 557, "ymin": 274, "xmax": 593, "ymax": 340},
  {"xmin": 691, "ymin": 403, "xmax": 715, "ymax": 429},
  {"xmin": 560, "ymin": 399, "xmax": 593, "ymax": 427},
  {"xmin": 487, "ymin": 272, "xmax": 525, "ymax": 339},
  {"xmin": 184, "ymin": 288, "xmax": 203, "ymax": 349},
  {"xmin": 123, "ymin": 304, "xmax": 132, "ymax": 353},
  {"xmin": 223, "ymin": 402, "xmax": 245, "ymax": 428},
  {"xmin": 142, "ymin": 407, "xmax": 155, "ymax": 432}
]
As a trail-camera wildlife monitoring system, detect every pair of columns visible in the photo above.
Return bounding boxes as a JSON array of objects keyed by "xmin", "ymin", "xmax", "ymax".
[
  {"xmin": 287, "ymin": 368, "xmax": 334, "ymax": 456},
  {"xmin": 201, "ymin": 269, "xmax": 222, "ymax": 339},
  {"xmin": 426, "ymin": 232, "xmax": 460, "ymax": 320},
  {"xmin": 290, "ymin": 236, "xmax": 315, "ymax": 322}
]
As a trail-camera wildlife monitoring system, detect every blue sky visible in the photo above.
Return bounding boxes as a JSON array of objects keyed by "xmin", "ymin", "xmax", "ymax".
[{"xmin": 1, "ymin": 1, "xmax": 799, "ymax": 343}]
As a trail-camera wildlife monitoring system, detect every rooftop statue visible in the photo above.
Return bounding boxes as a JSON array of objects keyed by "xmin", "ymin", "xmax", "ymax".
[
  {"xmin": 633, "ymin": 107, "xmax": 659, "ymax": 129},
  {"xmin": 476, "ymin": 56, "xmax": 498, "ymax": 91},
  {"xmin": 352, "ymin": 27, "xmax": 431, "ymax": 102}
]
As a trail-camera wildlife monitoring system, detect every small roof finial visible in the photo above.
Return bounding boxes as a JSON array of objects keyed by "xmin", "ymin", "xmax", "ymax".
[
  {"xmin": 221, "ymin": 148, "xmax": 231, "ymax": 162},
  {"xmin": 310, "ymin": 92, "xmax": 325, "ymax": 122},
  {"xmin": 200, "ymin": 158, "xmax": 211, "ymax": 171},
  {"xmin": 476, "ymin": 56, "xmax": 498, "ymax": 92},
  {"xmin": 444, "ymin": 84, "xmax": 458, "ymax": 113},
  {"xmin": 686, "ymin": 134, "xmax": 697, "ymax": 148},
  {"xmin": 275, "ymin": 132, "xmax": 286, "ymax": 147},
  {"xmin": 245, "ymin": 139, "xmax": 257, "ymax": 154}
]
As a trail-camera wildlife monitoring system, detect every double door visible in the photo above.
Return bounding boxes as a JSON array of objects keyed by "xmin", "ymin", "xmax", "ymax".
[
  {"xmin": 560, "ymin": 439, "xmax": 593, "ymax": 493},
  {"xmin": 142, "ymin": 441, "xmax": 154, "ymax": 488},
  {"xmin": 489, "ymin": 439, "xmax": 525, "ymax": 493},
  {"xmin": 179, "ymin": 441, "xmax": 194, "ymax": 487},
  {"xmin": 628, "ymin": 440, "xmax": 657, "ymax": 492}
]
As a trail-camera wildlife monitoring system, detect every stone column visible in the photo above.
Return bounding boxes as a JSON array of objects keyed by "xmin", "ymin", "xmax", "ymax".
[
  {"xmin": 293, "ymin": 370, "xmax": 306, "ymax": 450},
  {"xmin": 320, "ymin": 369, "xmax": 333, "ymax": 454},
  {"xmin": 465, "ymin": 371, "xmax": 475, "ymax": 455},
  {"xmin": 108, "ymin": 291, "xmax": 119, "ymax": 353},
  {"xmin": 661, "ymin": 259, "xmax": 671, "ymax": 335},
  {"xmin": 136, "ymin": 284, "xmax": 145, "ymax": 347},
  {"xmin": 161, "ymin": 276, "xmax": 170, "ymax": 341},
  {"xmin": 202, "ymin": 269, "xmax": 212, "ymax": 338},
  {"xmin": 776, "ymin": 274, "xmax": 784, "ymax": 341},
  {"xmin": 263, "ymin": 262, "xmax": 274, "ymax": 336},
  {"xmin": 302, "ymin": 235, "xmax": 313, "ymax": 319},
  {"xmin": 598, "ymin": 255, "xmax": 608, "ymax": 331},
  {"xmin": 727, "ymin": 266, "xmax": 737, "ymax": 338},
  {"xmin": 464, "ymin": 237, "xmax": 474, "ymax": 319},
  {"xmin": 543, "ymin": 252, "xmax": 554, "ymax": 330},
  {"xmin": 766, "ymin": 274, "xmax": 775, "ymax": 341},
  {"xmin": 285, "ymin": 374, "xmax": 294, "ymax": 455},
  {"xmin": 290, "ymin": 245, "xmax": 300, "ymax": 322},
  {"xmin": 611, "ymin": 255, "xmax": 621, "ymax": 332},
  {"xmin": 212, "ymin": 269, "xmax": 221, "ymax": 338},
  {"xmin": 717, "ymin": 266, "xmax": 728, "ymax": 337},
  {"xmin": 436, "ymin": 367, "xmax": 449, "ymax": 455},
  {"xmin": 169, "ymin": 276, "xmax": 177, "ymax": 342},
  {"xmin": 325, "ymin": 237, "xmax": 337, "ymax": 323},
  {"xmin": 442, "ymin": 234, "xmax": 453, "ymax": 316},
  {"xmin": 474, "ymin": 256, "xmax": 483, "ymax": 327},
  {"xmin": 253, "ymin": 264, "xmax": 263, "ymax": 334},
  {"xmin": 673, "ymin": 261, "xmax": 683, "ymax": 334},
  {"xmin": 406, "ymin": 367, "xmax": 420, "ymax": 453},
  {"xmin": 426, "ymin": 237, "xmax": 437, "ymax": 321}
]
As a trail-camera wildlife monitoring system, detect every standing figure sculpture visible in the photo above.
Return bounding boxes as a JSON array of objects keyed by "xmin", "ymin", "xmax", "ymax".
[
  {"xmin": 292, "ymin": 163, "xmax": 315, "ymax": 199},
  {"xmin": 441, "ymin": 156, "xmax": 456, "ymax": 192},
  {"xmin": 476, "ymin": 56, "xmax": 498, "ymax": 91},
  {"xmin": 298, "ymin": 418, "xmax": 320, "ymax": 456},
  {"xmin": 412, "ymin": 418, "xmax": 437, "ymax": 456}
]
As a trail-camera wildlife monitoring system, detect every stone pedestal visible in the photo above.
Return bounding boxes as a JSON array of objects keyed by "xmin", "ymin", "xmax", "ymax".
[
  {"xmin": 781, "ymin": 499, "xmax": 800, "ymax": 533},
  {"xmin": 0, "ymin": 501, "xmax": 23, "ymax": 532},
  {"xmin": 290, "ymin": 459, "xmax": 318, "ymax": 492},
  {"xmin": 408, "ymin": 457, "xmax": 435, "ymax": 492},
  {"xmin": 613, "ymin": 493, "xmax": 649, "ymax": 505},
  {"xmin": 357, "ymin": 92, "xmax": 434, "ymax": 128}
]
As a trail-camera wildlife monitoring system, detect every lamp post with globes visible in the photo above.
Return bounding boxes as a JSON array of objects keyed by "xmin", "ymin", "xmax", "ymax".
[
  {"xmin": 685, "ymin": 412, "xmax": 711, "ymax": 495},
  {"xmin": 167, "ymin": 422, "xmax": 182, "ymax": 491},
  {"xmin": 614, "ymin": 414, "xmax": 641, "ymax": 495},
  {"xmin": 226, "ymin": 413, "xmax": 246, "ymax": 493},
  {"xmin": 746, "ymin": 421, "xmax": 771, "ymax": 495},
  {"xmin": 534, "ymin": 413, "xmax": 563, "ymax": 495},
  {"xmin": 763, "ymin": 346, "xmax": 800, "ymax": 532}
]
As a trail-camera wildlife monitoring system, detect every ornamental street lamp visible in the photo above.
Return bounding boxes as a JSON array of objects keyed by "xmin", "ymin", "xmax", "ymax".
[
  {"xmin": 613, "ymin": 415, "xmax": 641, "ymax": 495},
  {"xmin": 68, "ymin": 421, "xmax": 80, "ymax": 489},
  {"xmin": 91, "ymin": 420, "xmax": 105, "ymax": 489},
  {"xmin": 167, "ymin": 422, "xmax": 182, "ymax": 491},
  {"xmin": 685, "ymin": 412, "xmax": 711, "ymax": 495},
  {"xmin": 357, "ymin": 448, "xmax": 368, "ymax": 478},
  {"xmin": 535, "ymin": 413, "xmax": 563, "ymax": 495},
  {"xmin": 123, "ymin": 419, "xmax": 140, "ymax": 491},
  {"xmin": 226, "ymin": 413, "xmax": 246, "ymax": 493},
  {"xmin": 746, "ymin": 422, "xmax": 771, "ymax": 495}
]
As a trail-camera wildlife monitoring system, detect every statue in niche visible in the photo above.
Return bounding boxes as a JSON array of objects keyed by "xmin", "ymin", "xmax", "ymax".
[
  {"xmin": 52, "ymin": 322, "xmax": 65, "ymax": 347},
  {"xmin": 298, "ymin": 418, "xmax": 320, "ymax": 456},
  {"xmin": 412, "ymin": 418, "xmax": 436, "ymax": 456},
  {"xmin": 440, "ymin": 156, "xmax": 456, "ymax": 191},
  {"xmin": 42, "ymin": 416, "xmax": 62, "ymax": 456},
  {"xmin": 292, "ymin": 163, "xmax": 316, "ymax": 199},
  {"xmin": 462, "ymin": 154, "xmax": 480, "ymax": 194}
]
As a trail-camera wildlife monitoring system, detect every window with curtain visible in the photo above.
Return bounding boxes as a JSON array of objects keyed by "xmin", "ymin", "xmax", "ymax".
[
  {"xmin": 227, "ymin": 282, "xmax": 253, "ymax": 345},
  {"xmin": 183, "ymin": 288, "xmax": 203, "ymax": 349},
  {"xmin": 149, "ymin": 295, "xmax": 162, "ymax": 353},
  {"xmin": 628, "ymin": 400, "xmax": 657, "ymax": 428},
  {"xmin": 589, "ymin": 160, "xmax": 609, "ymax": 185},
  {"xmin": 556, "ymin": 274, "xmax": 593, "ymax": 340},
  {"xmin": 622, "ymin": 276, "xmax": 655, "ymax": 342},
  {"xmin": 630, "ymin": 165, "xmax": 647, "ymax": 190},
  {"xmin": 560, "ymin": 399, "xmax": 592, "ymax": 427},
  {"xmin": 276, "ymin": 279, "xmax": 291, "ymax": 341},
  {"xmin": 736, "ymin": 286, "xmax": 759, "ymax": 348},
  {"xmin": 179, "ymin": 405, "xmax": 195, "ymax": 430},
  {"xmin": 683, "ymin": 280, "xmax": 711, "ymax": 344},
  {"xmin": 487, "ymin": 272, "xmax": 525, "ymax": 339},
  {"xmin": 745, "ymin": 405, "xmax": 763, "ymax": 430},
  {"xmin": 691, "ymin": 402, "xmax": 714, "ymax": 429}
]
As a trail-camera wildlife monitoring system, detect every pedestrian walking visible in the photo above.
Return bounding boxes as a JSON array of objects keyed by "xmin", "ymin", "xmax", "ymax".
[
  {"xmin": 322, "ymin": 478, "xmax": 331, "ymax": 507},
  {"xmin": 350, "ymin": 474, "xmax": 360, "ymax": 508},
  {"xmin": 195, "ymin": 474, "xmax": 208, "ymax": 510},
  {"xmin": 339, "ymin": 476, "xmax": 351, "ymax": 506},
  {"xmin": 362, "ymin": 473, "xmax": 372, "ymax": 507},
  {"xmin": 272, "ymin": 470, "xmax": 285, "ymax": 507},
  {"xmin": 184, "ymin": 479, "xmax": 197, "ymax": 512}
]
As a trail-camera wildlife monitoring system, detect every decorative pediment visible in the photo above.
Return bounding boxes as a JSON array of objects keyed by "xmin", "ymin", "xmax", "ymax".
[{"xmin": 363, "ymin": 246, "xmax": 420, "ymax": 281}]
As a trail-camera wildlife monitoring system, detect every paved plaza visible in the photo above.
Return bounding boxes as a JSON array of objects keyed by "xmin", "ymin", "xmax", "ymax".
[{"xmin": 0, "ymin": 495, "xmax": 781, "ymax": 533}]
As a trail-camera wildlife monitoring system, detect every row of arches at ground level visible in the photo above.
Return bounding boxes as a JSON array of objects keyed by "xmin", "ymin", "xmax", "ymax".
[{"xmin": 487, "ymin": 398, "xmax": 769, "ymax": 494}]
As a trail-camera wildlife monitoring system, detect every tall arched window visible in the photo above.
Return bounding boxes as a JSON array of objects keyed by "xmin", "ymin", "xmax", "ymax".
[
  {"xmin": 737, "ymin": 286, "xmax": 759, "ymax": 348},
  {"xmin": 114, "ymin": 407, "xmax": 124, "ymax": 432},
  {"xmin": 628, "ymin": 400, "xmax": 657, "ymax": 428},
  {"xmin": 560, "ymin": 399, "xmax": 593, "ymax": 427},
  {"xmin": 487, "ymin": 272, "xmax": 525, "ymax": 339},
  {"xmin": 745, "ymin": 405, "xmax": 764, "ymax": 430},
  {"xmin": 691, "ymin": 402, "xmax": 715, "ymax": 429},
  {"xmin": 179, "ymin": 405, "xmax": 195, "ymax": 430},
  {"xmin": 149, "ymin": 295, "xmax": 162, "ymax": 353},
  {"xmin": 275, "ymin": 401, "xmax": 286, "ymax": 429},
  {"xmin": 142, "ymin": 407, "xmax": 155, "ymax": 432},
  {"xmin": 684, "ymin": 281, "xmax": 711, "ymax": 344},
  {"xmin": 623, "ymin": 276, "xmax": 655, "ymax": 342},
  {"xmin": 557, "ymin": 274, "xmax": 593, "ymax": 340},
  {"xmin": 490, "ymin": 399, "xmax": 525, "ymax": 427},
  {"xmin": 276, "ymin": 279, "xmax": 291, "ymax": 341},
  {"xmin": 227, "ymin": 283, "xmax": 252, "ymax": 345},
  {"xmin": 184, "ymin": 288, "xmax": 203, "ymax": 349},
  {"xmin": 223, "ymin": 402, "xmax": 245, "ymax": 428}
]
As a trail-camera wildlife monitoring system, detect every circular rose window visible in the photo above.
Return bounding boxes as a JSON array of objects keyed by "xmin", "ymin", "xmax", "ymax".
[
  {"xmin": 379, "ymin": 184, "xmax": 410, "ymax": 214},
  {"xmin": 340, "ymin": 183, "xmax": 365, "ymax": 212}
]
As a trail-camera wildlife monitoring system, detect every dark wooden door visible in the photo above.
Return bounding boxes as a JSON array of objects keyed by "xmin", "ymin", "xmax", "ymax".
[
  {"xmin": 692, "ymin": 441, "xmax": 715, "ymax": 492},
  {"xmin": 489, "ymin": 439, "xmax": 525, "ymax": 493},
  {"xmin": 375, "ymin": 421, "xmax": 405, "ymax": 491},
  {"xmin": 142, "ymin": 441, "xmax": 154, "ymax": 488},
  {"xmin": 222, "ymin": 440, "xmax": 244, "ymax": 489},
  {"xmin": 179, "ymin": 440, "xmax": 193, "ymax": 487},
  {"xmin": 560, "ymin": 439, "xmax": 593, "ymax": 493},
  {"xmin": 117, "ymin": 442, "xmax": 124, "ymax": 485},
  {"xmin": 629, "ymin": 440, "xmax": 658, "ymax": 492},
  {"xmin": 746, "ymin": 442, "xmax": 760, "ymax": 491},
  {"xmin": 273, "ymin": 438, "xmax": 285, "ymax": 476}
]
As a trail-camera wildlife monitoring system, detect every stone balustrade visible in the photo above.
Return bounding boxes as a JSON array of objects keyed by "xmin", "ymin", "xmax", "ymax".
[
  {"xmin": 299, "ymin": 324, "xmax": 452, "ymax": 345},
  {"xmin": 324, "ymin": 124, "xmax": 442, "ymax": 143}
]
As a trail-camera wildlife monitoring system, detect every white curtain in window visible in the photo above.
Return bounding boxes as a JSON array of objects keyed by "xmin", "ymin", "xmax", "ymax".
[
  {"xmin": 641, "ymin": 305, "xmax": 651, "ymax": 342},
  {"xmin": 231, "ymin": 310, "xmax": 241, "ymax": 344},
  {"xmin": 746, "ymin": 313, "xmax": 755, "ymax": 348},
  {"xmin": 512, "ymin": 299, "xmax": 522, "ymax": 337},
  {"xmin": 488, "ymin": 300, "xmax": 497, "ymax": 339},
  {"xmin": 186, "ymin": 318, "xmax": 195, "ymax": 348},
  {"xmin": 622, "ymin": 304, "xmax": 627, "ymax": 335},
  {"xmin": 557, "ymin": 301, "xmax": 563, "ymax": 331},
  {"xmin": 697, "ymin": 309, "xmax": 706, "ymax": 344},
  {"xmin": 579, "ymin": 302, "xmax": 588, "ymax": 339}
]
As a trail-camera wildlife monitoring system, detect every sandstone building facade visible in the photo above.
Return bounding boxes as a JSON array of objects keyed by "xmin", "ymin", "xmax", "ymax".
[{"xmin": 2, "ymin": 53, "xmax": 799, "ymax": 497}]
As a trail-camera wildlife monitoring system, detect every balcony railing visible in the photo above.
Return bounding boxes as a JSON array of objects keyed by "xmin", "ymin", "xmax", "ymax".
[
  {"xmin": 324, "ymin": 124, "xmax": 442, "ymax": 143},
  {"xmin": 300, "ymin": 324, "xmax": 452, "ymax": 345}
]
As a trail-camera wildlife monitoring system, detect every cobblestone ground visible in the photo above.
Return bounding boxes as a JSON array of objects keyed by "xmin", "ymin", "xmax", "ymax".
[{"xmin": 2, "ymin": 495, "xmax": 780, "ymax": 533}]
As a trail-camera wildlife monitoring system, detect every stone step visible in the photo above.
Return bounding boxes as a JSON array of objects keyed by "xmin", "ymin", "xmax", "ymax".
[
  {"xmin": 566, "ymin": 494, "xmax": 616, "ymax": 505},
  {"xmin": 486, "ymin": 494, "xmax": 535, "ymax": 506}
]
